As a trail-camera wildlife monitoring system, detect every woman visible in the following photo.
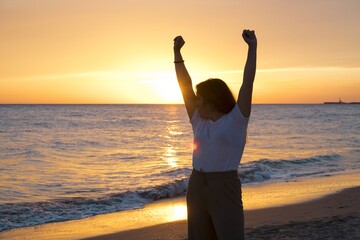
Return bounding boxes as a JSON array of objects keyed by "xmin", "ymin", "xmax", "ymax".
[{"xmin": 173, "ymin": 29, "xmax": 257, "ymax": 240}]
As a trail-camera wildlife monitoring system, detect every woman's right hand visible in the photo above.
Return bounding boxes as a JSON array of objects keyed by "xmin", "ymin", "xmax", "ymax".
[
  {"xmin": 242, "ymin": 30, "xmax": 257, "ymax": 48},
  {"xmin": 173, "ymin": 36, "xmax": 185, "ymax": 51}
]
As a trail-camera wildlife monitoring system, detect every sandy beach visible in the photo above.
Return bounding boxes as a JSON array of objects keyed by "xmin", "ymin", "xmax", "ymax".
[
  {"xmin": 83, "ymin": 186, "xmax": 360, "ymax": 240},
  {"xmin": 1, "ymin": 172, "xmax": 359, "ymax": 240},
  {"xmin": 83, "ymin": 187, "xmax": 360, "ymax": 240}
]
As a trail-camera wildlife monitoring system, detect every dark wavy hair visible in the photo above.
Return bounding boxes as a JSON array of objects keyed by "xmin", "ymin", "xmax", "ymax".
[{"xmin": 196, "ymin": 78, "xmax": 236, "ymax": 114}]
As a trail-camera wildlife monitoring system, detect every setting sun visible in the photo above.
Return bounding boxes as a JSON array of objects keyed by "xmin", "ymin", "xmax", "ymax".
[{"xmin": 151, "ymin": 72, "xmax": 183, "ymax": 103}]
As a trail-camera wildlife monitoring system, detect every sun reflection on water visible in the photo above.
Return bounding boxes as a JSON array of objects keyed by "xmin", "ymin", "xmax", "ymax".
[
  {"xmin": 164, "ymin": 146, "xmax": 178, "ymax": 168},
  {"xmin": 162, "ymin": 124, "xmax": 183, "ymax": 168},
  {"xmin": 166, "ymin": 156, "xmax": 178, "ymax": 168}
]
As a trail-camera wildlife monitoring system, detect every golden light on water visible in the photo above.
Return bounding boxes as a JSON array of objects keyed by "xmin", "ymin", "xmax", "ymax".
[
  {"xmin": 164, "ymin": 146, "xmax": 178, "ymax": 168},
  {"xmin": 166, "ymin": 157, "xmax": 178, "ymax": 168},
  {"xmin": 162, "ymin": 123, "xmax": 185, "ymax": 168}
]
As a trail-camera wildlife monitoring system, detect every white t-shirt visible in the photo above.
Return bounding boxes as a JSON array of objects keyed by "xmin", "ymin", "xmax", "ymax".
[{"xmin": 191, "ymin": 104, "xmax": 249, "ymax": 172}]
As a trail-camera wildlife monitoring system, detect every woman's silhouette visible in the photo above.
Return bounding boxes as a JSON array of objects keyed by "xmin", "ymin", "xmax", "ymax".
[{"xmin": 173, "ymin": 29, "xmax": 257, "ymax": 240}]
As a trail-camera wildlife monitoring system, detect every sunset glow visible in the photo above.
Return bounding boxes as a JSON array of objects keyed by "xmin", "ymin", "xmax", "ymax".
[{"xmin": 1, "ymin": 0, "xmax": 359, "ymax": 104}]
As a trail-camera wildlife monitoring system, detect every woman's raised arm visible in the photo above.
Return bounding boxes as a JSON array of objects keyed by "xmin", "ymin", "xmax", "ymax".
[
  {"xmin": 238, "ymin": 30, "xmax": 257, "ymax": 118},
  {"xmin": 174, "ymin": 36, "xmax": 196, "ymax": 120}
]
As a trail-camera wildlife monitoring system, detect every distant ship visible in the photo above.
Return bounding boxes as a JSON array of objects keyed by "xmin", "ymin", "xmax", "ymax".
[{"xmin": 324, "ymin": 98, "xmax": 360, "ymax": 104}]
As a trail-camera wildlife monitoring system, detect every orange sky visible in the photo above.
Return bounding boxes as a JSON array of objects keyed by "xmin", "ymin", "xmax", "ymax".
[{"xmin": 1, "ymin": 0, "xmax": 359, "ymax": 104}]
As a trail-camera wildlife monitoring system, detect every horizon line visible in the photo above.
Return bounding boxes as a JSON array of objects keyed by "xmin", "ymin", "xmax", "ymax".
[{"xmin": 1, "ymin": 102, "xmax": 359, "ymax": 105}]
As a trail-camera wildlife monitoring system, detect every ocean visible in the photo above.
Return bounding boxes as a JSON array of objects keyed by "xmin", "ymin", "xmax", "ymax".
[{"xmin": 0, "ymin": 104, "xmax": 359, "ymax": 231}]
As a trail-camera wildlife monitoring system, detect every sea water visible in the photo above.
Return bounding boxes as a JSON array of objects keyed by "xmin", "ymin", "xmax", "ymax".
[{"xmin": 0, "ymin": 104, "xmax": 359, "ymax": 231}]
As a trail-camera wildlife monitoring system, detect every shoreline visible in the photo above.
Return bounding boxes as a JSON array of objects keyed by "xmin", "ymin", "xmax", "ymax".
[
  {"xmin": 1, "ymin": 172, "xmax": 360, "ymax": 240},
  {"xmin": 84, "ymin": 186, "xmax": 360, "ymax": 240}
]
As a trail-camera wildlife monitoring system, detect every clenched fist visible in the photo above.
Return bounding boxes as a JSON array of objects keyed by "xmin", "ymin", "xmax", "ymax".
[
  {"xmin": 173, "ymin": 36, "xmax": 185, "ymax": 51},
  {"xmin": 242, "ymin": 30, "xmax": 257, "ymax": 47}
]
